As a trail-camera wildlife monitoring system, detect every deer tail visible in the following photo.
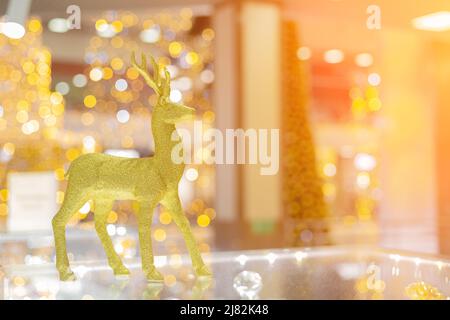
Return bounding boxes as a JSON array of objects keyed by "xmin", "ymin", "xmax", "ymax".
[{"xmin": 64, "ymin": 166, "xmax": 72, "ymax": 179}]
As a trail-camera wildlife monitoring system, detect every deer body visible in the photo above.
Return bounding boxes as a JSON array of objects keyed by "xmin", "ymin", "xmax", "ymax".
[
  {"xmin": 65, "ymin": 119, "xmax": 181, "ymax": 202},
  {"xmin": 52, "ymin": 53, "xmax": 211, "ymax": 281}
]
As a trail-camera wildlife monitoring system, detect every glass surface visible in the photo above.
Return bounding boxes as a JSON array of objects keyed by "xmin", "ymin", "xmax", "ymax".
[
  {"xmin": 1, "ymin": 246, "xmax": 449, "ymax": 300},
  {"xmin": 0, "ymin": 227, "xmax": 213, "ymax": 265}
]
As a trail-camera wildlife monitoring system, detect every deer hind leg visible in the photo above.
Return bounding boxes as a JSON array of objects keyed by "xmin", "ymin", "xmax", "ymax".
[
  {"xmin": 136, "ymin": 200, "xmax": 162, "ymax": 281},
  {"xmin": 93, "ymin": 199, "xmax": 129, "ymax": 278},
  {"xmin": 52, "ymin": 190, "xmax": 87, "ymax": 281},
  {"xmin": 161, "ymin": 190, "xmax": 211, "ymax": 277}
]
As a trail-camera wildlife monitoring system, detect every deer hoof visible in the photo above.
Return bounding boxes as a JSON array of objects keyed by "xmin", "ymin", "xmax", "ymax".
[
  {"xmin": 59, "ymin": 269, "xmax": 77, "ymax": 282},
  {"xmin": 114, "ymin": 266, "xmax": 130, "ymax": 279},
  {"xmin": 145, "ymin": 268, "xmax": 164, "ymax": 282},
  {"xmin": 195, "ymin": 265, "xmax": 212, "ymax": 277}
]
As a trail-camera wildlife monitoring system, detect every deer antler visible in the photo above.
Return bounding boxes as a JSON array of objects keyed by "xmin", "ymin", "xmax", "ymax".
[{"xmin": 131, "ymin": 51, "xmax": 170, "ymax": 99}]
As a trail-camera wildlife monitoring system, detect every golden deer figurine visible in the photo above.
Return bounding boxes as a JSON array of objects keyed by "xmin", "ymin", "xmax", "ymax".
[{"xmin": 52, "ymin": 53, "xmax": 211, "ymax": 281}]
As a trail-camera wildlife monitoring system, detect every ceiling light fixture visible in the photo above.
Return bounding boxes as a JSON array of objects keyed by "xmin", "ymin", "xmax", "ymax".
[
  {"xmin": 0, "ymin": 0, "xmax": 31, "ymax": 39},
  {"xmin": 412, "ymin": 11, "xmax": 450, "ymax": 31},
  {"xmin": 324, "ymin": 49, "xmax": 344, "ymax": 64}
]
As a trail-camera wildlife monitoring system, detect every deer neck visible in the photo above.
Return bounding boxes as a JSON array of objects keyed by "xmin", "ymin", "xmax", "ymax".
[{"xmin": 151, "ymin": 113, "xmax": 179, "ymax": 163}]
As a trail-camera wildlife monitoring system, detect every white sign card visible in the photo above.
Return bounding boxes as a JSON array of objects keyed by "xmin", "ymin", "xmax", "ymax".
[{"xmin": 7, "ymin": 171, "xmax": 57, "ymax": 232}]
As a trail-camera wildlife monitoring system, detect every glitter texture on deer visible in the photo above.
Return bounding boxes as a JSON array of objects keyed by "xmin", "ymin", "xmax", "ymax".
[{"xmin": 52, "ymin": 52, "xmax": 211, "ymax": 281}]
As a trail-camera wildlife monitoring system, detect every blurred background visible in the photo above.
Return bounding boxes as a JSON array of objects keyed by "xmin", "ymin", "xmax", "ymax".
[{"xmin": 0, "ymin": 0, "xmax": 449, "ymax": 267}]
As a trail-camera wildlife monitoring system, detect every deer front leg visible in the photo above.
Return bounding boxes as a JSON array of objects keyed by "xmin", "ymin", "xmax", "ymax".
[
  {"xmin": 161, "ymin": 190, "xmax": 211, "ymax": 277},
  {"xmin": 137, "ymin": 200, "xmax": 163, "ymax": 281}
]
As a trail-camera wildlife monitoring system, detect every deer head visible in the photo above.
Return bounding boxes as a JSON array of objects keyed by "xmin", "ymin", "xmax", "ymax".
[{"xmin": 131, "ymin": 52, "xmax": 195, "ymax": 124}]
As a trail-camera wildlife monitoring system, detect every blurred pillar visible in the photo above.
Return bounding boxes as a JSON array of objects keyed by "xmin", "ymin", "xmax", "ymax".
[
  {"xmin": 240, "ymin": 1, "xmax": 282, "ymax": 237},
  {"xmin": 213, "ymin": 0, "xmax": 282, "ymax": 249},
  {"xmin": 213, "ymin": 1, "xmax": 240, "ymax": 224},
  {"xmin": 212, "ymin": 1, "xmax": 242, "ymax": 249},
  {"xmin": 378, "ymin": 30, "xmax": 437, "ymax": 253},
  {"xmin": 431, "ymin": 41, "xmax": 450, "ymax": 255}
]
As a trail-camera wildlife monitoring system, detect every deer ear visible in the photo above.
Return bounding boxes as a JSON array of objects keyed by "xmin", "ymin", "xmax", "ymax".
[{"xmin": 162, "ymin": 68, "xmax": 171, "ymax": 98}]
